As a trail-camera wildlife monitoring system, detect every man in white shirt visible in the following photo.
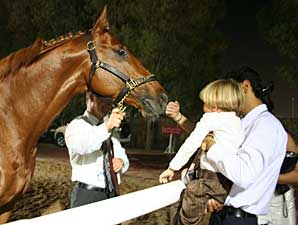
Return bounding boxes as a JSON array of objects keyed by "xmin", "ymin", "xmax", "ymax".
[
  {"xmin": 65, "ymin": 92, "xmax": 129, "ymax": 208},
  {"xmin": 205, "ymin": 67, "xmax": 287, "ymax": 225},
  {"xmin": 166, "ymin": 67, "xmax": 287, "ymax": 225}
]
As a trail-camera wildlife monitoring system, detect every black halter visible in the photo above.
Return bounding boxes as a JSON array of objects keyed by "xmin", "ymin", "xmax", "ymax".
[{"xmin": 85, "ymin": 31, "xmax": 157, "ymax": 111}]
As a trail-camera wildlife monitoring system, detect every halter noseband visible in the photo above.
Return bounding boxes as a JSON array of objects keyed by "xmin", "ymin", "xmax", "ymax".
[{"xmin": 85, "ymin": 31, "xmax": 157, "ymax": 111}]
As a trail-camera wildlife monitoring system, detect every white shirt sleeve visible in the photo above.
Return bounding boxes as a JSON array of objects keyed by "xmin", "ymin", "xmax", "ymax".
[
  {"xmin": 207, "ymin": 116, "xmax": 285, "ymax": 189},
  {"xmin": 111, "ymin": 137, "xmax": 129, "ymax": 173},
  {"xmin": 65, "ymin": 118, "xmax": 111, "ymax": 155},
  {"xmin": 169, "ymin": 113, "xmax": 214, "ymax": 170}
]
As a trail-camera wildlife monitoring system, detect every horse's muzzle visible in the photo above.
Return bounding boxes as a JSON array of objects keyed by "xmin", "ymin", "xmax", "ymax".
[{"xmin": 141, "ymin": 92, "xmax": 168, "ymax": 117}]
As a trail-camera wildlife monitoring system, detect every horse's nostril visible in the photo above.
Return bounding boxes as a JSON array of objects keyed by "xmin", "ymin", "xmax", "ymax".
[{"xmin": 159, "ymin": 92, "xmax": 168, "ymax": 106}]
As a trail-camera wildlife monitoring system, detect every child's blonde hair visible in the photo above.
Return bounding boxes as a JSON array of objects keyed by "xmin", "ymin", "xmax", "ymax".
[{"xmin": 199, "ymin": 79, "xmax": 243, "ymax": 114}]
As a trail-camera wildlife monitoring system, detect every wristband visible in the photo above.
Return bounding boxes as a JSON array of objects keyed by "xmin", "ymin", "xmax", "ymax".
[{"xmin": 174, "ymin": 113, "xmax": 183, "ymax": 122}]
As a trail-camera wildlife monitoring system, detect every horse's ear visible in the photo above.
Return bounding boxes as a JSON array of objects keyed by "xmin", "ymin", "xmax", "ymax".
[{"xmin": 93, "ymin": 5, "xmax": 110, "ymax": 34}]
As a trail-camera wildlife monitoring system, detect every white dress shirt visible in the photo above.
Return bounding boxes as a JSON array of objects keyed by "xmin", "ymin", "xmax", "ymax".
[
  {"xmin": 65, "ymin": 111, "xmax": 129, "ymax": 188},
  {"xmin": 207, "ymin": 104, "xmax": 287, "ymax": 215},
  {"xmin": 170, "ymin": 112, "xmax": 244, "ymax": 171}
]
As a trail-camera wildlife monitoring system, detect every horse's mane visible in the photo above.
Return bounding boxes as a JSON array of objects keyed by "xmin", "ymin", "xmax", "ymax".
[
  {"xmin": 40, "ymin": 31, "xmax": 85, "ymax": 53},
  {"xmin": 0, "ymin": 39, "xmax": 43, "ymax": 81},
  {"xmin": 0, "ymin": 31, "xmax": 85, "ymax": 81}
]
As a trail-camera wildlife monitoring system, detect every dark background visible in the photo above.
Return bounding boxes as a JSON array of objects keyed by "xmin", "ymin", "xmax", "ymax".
[
  {"xmin": 0, "ymin": 0, "xmax": 297, "ymax": 124},
  {"xmin": 220, "ymin": 0, "xmax": 298, "ymax": 118}
]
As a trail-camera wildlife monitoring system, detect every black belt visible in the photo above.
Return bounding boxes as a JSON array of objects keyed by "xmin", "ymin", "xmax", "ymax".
[
  {"xmin": 73, "ymin": 181, "xmax": 108, "ymax": 193},
  {"xmin": 219, "ymin": 206, "xmax": 256, "ymax": 219}
]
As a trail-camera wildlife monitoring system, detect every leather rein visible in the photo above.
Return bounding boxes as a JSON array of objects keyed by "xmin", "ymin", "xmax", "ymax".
[{"xmin": 85, "ymin": 31, "xmax": 157, "ymax": 111}]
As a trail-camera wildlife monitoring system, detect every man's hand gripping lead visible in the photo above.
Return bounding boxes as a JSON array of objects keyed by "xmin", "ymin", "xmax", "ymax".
[{"xmin": 104, "ymin": 108, "xmax": 126, "ymax": 132}]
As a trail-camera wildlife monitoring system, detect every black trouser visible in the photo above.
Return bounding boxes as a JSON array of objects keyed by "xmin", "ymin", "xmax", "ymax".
[
  {"xmin": 209, "ymin": 206, "xmax": 258, "ymax": 225},
  {"xmin": 220, "ymin": 216, "xmax": 257, "ymax": 225},
  {"xmin": 71, "ymin": 182, "xmax": 117, "ymax": 208}
]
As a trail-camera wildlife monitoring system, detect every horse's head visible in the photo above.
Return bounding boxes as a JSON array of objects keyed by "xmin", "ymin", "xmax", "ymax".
[{"xmin": 84, "ymin": 6, "xmax": 168, "ymax": 118}]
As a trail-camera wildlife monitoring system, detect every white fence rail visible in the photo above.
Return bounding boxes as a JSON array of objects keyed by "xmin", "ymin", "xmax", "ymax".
[{"xmin": 7, "ymin": 180, "xmax": 185, "ymax": 225}]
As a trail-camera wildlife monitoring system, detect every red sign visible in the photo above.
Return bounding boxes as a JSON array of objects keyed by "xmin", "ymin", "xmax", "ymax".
[{"xmin": 162, "ymin": 124, "xmax": 183, "ymax": 135}]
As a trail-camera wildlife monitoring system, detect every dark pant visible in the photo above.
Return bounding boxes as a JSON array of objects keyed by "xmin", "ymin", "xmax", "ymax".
[
  {"xmin": 221, "ymin": 215, "xmax": 257, "ymax": 225},
  {"xmin": 209, "ymin": 207, "xmax": 258, "ymax": 225},
  {"xmin": 71, "ymin": 182, "xmax": 117, "ymax": 208}
]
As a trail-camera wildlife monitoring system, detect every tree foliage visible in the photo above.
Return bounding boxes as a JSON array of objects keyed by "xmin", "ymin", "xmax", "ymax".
[
  {"xmin": 106, "ymin": 0, "xmax": 227, "ymax": 118},
  {"xmin": 257, "ymin": 0, "xmax": 298, "ymax": 86},
  {"xmin": 1, "ymin": 0, "xmax": 226, "ymax": 122}
]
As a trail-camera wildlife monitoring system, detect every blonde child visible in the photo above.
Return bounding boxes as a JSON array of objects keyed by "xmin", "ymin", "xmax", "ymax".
[{"xmin": 159, "ymin": 79, "xmax": 244, "ymax": 225}]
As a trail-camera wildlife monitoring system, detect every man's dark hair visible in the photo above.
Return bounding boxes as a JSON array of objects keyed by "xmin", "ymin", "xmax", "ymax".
[
  {"xmin": 86, "ymin": 92, "xmax": 113, "ymax": 105},
  {"xmin": 226, "ymin": 66, "xmax": 274, "ymax": 112}
]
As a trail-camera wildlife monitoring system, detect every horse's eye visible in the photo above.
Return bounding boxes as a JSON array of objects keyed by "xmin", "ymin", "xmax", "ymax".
[{"xmin": 117, "ymin": 48, "xmax": 127, "ymax": 57}]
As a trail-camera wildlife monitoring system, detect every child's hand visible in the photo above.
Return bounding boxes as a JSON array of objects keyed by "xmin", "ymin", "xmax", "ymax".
[
  {"xmin": 159, "ymin": 168, "xmax": 175, "ymax": 184},
  {"xmin": 201, "ymin": 132, "xmax": 215, "ymax": 152}
]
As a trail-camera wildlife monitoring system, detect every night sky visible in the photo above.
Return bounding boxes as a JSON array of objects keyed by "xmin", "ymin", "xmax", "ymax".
[{"xmin": 219, "ymin": 0, "xmax": 297, "ymax": 118}]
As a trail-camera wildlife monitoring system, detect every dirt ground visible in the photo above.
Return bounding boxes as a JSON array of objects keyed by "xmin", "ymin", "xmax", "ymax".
[
  {"xmin": 8, "ymin": 145, "xmax": 298, "ymax": 224},
  {"xmin": 8, "ymin": 156, "xmax": 173, "ymax": 224}
]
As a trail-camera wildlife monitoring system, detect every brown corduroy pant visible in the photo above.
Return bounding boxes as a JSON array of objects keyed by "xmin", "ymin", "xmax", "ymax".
[{"xmin": 170, "ymin": 171, "xmax": 232, "ymax": 225}]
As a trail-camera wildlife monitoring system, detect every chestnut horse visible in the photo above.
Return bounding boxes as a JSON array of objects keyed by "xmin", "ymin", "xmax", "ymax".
[{"xmin": 0, "ymin": 6, "xmax": 167, "ymax": 223}]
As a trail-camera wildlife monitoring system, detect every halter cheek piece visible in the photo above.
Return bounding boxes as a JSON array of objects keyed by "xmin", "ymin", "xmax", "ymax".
[{"xmin": 85, "ymin": 31, "xmax": 157, "ymax": 111}]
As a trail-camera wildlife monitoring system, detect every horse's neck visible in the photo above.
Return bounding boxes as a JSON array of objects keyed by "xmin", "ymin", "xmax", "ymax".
[{"xmin": 0, "ymin": 37, "xmax": 88, "ymax": 150}]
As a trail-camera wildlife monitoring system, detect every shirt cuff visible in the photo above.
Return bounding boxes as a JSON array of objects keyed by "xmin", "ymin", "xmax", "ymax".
[
  {"xmin": 169, "ymin": 162, "xmax": 180, "ymax": 171},
  {"xmin": 121, "ymin": 159, "xmax": 129, "ymax": 173}
]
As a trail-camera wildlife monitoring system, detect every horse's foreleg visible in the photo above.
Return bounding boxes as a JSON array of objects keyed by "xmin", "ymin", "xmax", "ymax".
[{"xmin": 0, "ymin": 211, "xmax": 11, "ymax": 224}]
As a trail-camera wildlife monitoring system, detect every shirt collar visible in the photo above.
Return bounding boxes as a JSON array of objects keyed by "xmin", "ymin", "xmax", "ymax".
[
  {"xmin": 83, "ymin": 110, "xmax": 100, "ymax": 125},
  {"xmin": 241, "ymin": 104, "xmax": 268, "ymax": 129}
]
